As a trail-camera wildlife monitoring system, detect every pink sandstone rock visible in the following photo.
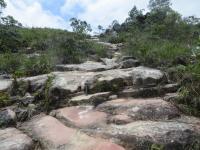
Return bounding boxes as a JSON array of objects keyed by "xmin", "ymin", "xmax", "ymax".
[
  {"xmin": 51, "ymin": 106, "xmax": 107, "ymax": 128},
  {"xmin": 20, "ymin": 115, "xmax": 124, "ymax": 150}
]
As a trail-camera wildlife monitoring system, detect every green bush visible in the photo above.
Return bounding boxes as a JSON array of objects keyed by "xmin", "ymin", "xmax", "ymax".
[
  {"xmin": 0, "ymin": 53, "xmax": 53, "ymax": 77},
  {"xmin": 0, "ymin": 92, "xmax": 10, "ymax": 108},
  {"xmin": 123, "ymin": 36, "xmax": 190, "ymax": 67}
]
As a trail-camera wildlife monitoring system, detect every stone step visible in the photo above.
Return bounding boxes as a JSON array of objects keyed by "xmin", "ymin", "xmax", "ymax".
[
  {"xmin": 96, "ymin": 98, "xmax": 180, "ymax": 121},
  {"xmin": 14, "ymin": 66, "xmax": 167, "ymax": 103},
  {"xmin": 19, "ymin": 115, "xmax": 125, "ymax": 150},
  {"xmin": 119, "ymin": 83, "xmax": 179, "ymax": 98},
  {"xmin": 82, "ymin": 120, "xmax": 200, "ymax": 150},
  {"xmin": 50, "ymin": 106, "xmax": 107, "ymax": 129},
  {"xmin": 55, "ymin": 61, "xmax": 113, "ymax": 72},
  {"xmin": 0, "ymin": 128, "xmax": 33, "ymax": 150}
]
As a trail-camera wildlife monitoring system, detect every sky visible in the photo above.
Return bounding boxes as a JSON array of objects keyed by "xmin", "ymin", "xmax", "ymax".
[{"xmin": 3, "ymin": 0, "xmax": 200, "ymax": 32}]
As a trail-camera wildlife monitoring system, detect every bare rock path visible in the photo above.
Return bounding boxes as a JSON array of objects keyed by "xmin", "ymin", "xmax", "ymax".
[{"xmin": 0, "ymin": 37, "xmax": 200, "ymax": 150}]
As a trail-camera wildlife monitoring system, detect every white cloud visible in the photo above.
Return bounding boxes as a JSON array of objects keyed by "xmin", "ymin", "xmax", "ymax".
[
  {"xmin": 3, "ymin": 0, "xmax": 200, "ymax": 31},
  {"xmin": 4, "ymin": 0, "xmax": 68, "ymax": 29},
  {"xmin": 78, "ymin": 0, "xmax": 133, "ymax": 28},
  {"xmin": 61, "ymin": 0, "xmax": 135, "ymax": 29}
]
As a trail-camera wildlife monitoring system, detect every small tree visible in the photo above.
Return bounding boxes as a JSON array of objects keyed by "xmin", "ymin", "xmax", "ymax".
[
  {"xmin": 1, "ymin": 15, "xmax": 22, "ymax": 26},
  {"xmin": 126, "ymin": 6, "xmax": 143, "ymax": 23},
  {"xmin": 70, "ymin": 18, "xmax": 92, "ymax": 34},
  {"xmin": 111, "ymin": 20, "xmax": 121, "ymax": 32},
  {"xmin": 98, "ymin": 25, "xmax": 104, "ymax": 34}
]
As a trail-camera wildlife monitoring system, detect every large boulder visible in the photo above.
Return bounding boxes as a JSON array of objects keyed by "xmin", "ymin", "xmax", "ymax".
[
  {"xmin": 97, "ymin": 98, "xmax": 180, "ymax": 121},
  {"xmin": 0, "ymin": 128, "xmax": 33, "ymax": 150},
  {"xmin": 51, "ymin": 106, "xmax": 107, "ymax": 129},
  {"xmin": 132, "ymin": 66, "xmax": 167, "ymax": 87},
  {"xmin": 0, "ymin": 109, "xmax": 16, "ymax": 128},
  {"xmin": 20, "ymin": 115, "xmax": 125, "ymax": 150}
]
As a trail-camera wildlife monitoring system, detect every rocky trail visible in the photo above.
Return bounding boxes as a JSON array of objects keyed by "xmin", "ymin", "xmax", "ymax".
[{"xmin": 0, "ymin": 37, "xmax": 200, "ymax": 150}]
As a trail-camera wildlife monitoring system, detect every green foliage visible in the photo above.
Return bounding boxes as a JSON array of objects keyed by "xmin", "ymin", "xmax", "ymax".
[
  {"xmin": 0, "ymin": 25, "xmax": 23, "ymax": 52},
  {"xmin": 0, "ymin": 92, "xmax": 10, "ymax": 108},
  {"xmin": 177, "ymin": 60, "xmax": 200, "ymax": 116},
  {"xmin": 123, "ymin": 35, "xmax": 190, "ymax": 67},
  {"xmin": 44, "ymin": 76, "xmax": 54, "ymax": 112},
  {"xmin": 148, "ymin": 0, "xmax": 171, "ymax": 11},
  {"xmin": 0, "ymin": 27, "xmax": 108, "ymax": 77},
  {"xmin": 70, "ymin": 18, "xmax": 92, "ymax": 34},
  {"xmin": 88, "ymin": 42, "xmax": 107, "ymax": 58},
  {"xmin": 0, "ymin": 53, "xmax": 53, "ymax": 77},
  {"xmin": 10, "ymin": 78, "xmax": 29, "ymax": 96},
  {"xmin": 151, "ymin": 144, "xmax": 164, "ymax": 150}
]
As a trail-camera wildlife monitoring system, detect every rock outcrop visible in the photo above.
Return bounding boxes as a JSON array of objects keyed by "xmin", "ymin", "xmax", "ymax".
[{"xmin": 0, "ymin": 38, "xmax": 199, "ymax": 150}]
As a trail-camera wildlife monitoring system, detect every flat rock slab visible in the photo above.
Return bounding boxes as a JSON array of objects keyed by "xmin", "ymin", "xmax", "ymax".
[
  {"xmin": 84, "ymin": 121, "xmax": 200, "ymax": 150},
  {"xmin": 56, "ymin": 61, "xmax": 109, "ymax": 72},
  {"xmin": 97, "ymin": 98, "xmax": 180, "ymax": 121},
  {"xmin": 69, "ymin": 92, "xmax": 111, "ymax": 105},
  {"xmin": 51, "ymin": 106, "xmax": 107, "ymax": 128},
  {"xmin": 0, "ymin": 128, "xmax": 33, "ymax": 150},
  {"xmin": 20, "ymin": 115, "xmax": 124, "ymax": 150},
  {"xmin": 0, "ymin": 79, "xmax": 12, "ymax": 92}
]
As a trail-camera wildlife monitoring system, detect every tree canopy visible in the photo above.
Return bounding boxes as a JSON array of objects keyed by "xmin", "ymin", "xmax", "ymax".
[
  {"xmin": 148, "ymin": 0, "xmax": 171, "ymax": 11},
  {"xmin": 70, "ymin": 18, "xmax": 92, "ymax": 34}
]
